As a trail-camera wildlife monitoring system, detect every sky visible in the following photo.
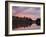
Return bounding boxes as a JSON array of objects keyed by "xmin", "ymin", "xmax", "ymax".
[{"xmin": 12, "ymin": 6, "xmax": 40, "ymax": 20}]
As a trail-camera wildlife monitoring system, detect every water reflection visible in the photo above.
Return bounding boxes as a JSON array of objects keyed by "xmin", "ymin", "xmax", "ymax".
[{"xmin": 12, "ymin": 16, "xmax": 40, "ymax": 30}]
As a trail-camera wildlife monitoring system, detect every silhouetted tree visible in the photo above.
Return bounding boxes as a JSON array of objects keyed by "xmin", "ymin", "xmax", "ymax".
[
  {"xmin": 28, "ymin": 18, "xmax": 32, "ymax": 26},
  {"xmin": 36, "ymin": 18, "xmax": 40, "ymax": 26},
  {"xmin": 12, "ymin": 16, "xmax": 16, "ymax": 30}
]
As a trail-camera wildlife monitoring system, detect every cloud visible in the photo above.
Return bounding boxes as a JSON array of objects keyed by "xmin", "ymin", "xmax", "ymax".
[{"xmin": 12, "ymin": 6, "xmax": 40, "ymax": 18}]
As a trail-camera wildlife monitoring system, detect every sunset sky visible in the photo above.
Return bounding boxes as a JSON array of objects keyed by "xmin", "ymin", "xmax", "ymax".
[{"xmin": 12, "ymin": 6, "xmax": 40, "ymax": 20}]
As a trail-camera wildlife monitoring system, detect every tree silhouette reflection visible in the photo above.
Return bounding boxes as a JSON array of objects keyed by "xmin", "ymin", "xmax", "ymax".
[{"xmin": 12, "ymin": 16, "xmax": 40, "ymax": 30}]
